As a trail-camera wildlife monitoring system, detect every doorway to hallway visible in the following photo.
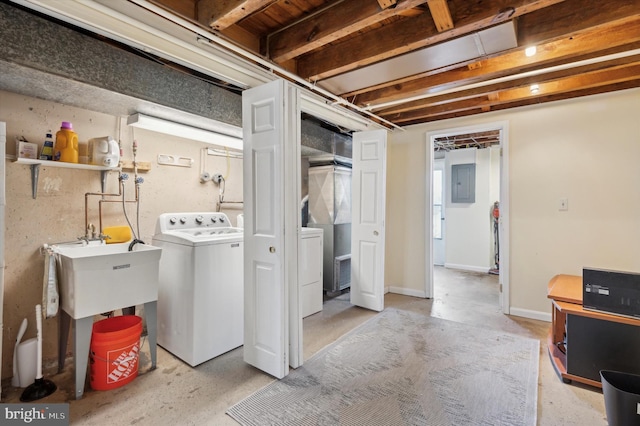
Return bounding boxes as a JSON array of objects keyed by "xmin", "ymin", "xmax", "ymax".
[{"xmin": 426, "ymin": 121, "xmax": 510, "ymax": 314}]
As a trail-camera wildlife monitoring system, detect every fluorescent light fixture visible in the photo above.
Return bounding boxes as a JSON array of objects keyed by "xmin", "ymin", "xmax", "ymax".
[
  {"xmin": 127, "ymin": 113, "xmax": 242, "ymax": 150},
  {"xmin": 525, "ymin": 46, "xmax": 537, "ymax": 57},
  {"xmin": 530, "ymin": 84, "xmax": 540, "ymax": 94}
]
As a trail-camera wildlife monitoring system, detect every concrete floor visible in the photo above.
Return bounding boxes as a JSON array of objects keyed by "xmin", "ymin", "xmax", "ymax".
[{"xmin": 2, "ymin": 267, "xmax": 607, "ymax": 425}]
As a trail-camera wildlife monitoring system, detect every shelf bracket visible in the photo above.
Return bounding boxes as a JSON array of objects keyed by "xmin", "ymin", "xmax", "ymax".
[
  {"xmin": 100, "ymin": 170, "xmax": 108, "ymax": 193},
  {"xmin": 30, "ymin": 163, "xmax": 40, "ymax": 199},
  {"xmin": 16, "ymin": 158, "xmax": 113, "ymax": 199}
]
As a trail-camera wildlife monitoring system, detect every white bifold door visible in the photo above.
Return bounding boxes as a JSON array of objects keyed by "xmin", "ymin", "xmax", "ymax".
[
  {"xmin": 242, "ymin": 80, "xmax": 301, "ymax": 379},
  {"xmin": 242, "ymin": 80, "xmax": 387, "ymax": 379},
  {"xmin": 350, "ymin": 130, "xmax": 387, "ymax": 312}
]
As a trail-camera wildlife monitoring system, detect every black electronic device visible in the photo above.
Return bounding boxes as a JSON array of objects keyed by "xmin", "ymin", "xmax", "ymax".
[{"xmin": 583, "ymin": 268, "xmax": 640, "ymax": 318}]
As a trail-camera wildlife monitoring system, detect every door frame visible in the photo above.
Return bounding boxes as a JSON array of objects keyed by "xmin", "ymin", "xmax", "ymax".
[
  {"xmin": 425, "ymin": 121, "xmax": 510, "ymax": 314},
  {"xmin": 432, "ymin": 158, "xmax": 445, "ymax": 266}
]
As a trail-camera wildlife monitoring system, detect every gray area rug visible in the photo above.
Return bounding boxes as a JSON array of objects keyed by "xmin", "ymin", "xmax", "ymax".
[{"xmin": 227, "ymin": 308, "xmax": 539, "ymax": 425}]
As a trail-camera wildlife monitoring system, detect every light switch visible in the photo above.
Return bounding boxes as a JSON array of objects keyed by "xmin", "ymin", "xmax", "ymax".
[{"xmin": 559, "ymin": 198, "xmax": 568, "ymax": 211}]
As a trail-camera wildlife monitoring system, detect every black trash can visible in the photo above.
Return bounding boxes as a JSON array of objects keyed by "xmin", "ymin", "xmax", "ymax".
[{"xmin": 601, "ymin": 370, "xmax": 640, "ymax": 426}]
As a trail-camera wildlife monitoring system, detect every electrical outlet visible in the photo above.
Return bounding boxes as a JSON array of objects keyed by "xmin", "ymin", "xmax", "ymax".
[{"xmin": 559, "ymin": 198, "xmax": 568, "ymax": 211}]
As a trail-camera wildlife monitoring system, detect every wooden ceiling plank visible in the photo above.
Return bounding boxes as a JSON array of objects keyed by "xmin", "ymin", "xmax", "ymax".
[
  {"xmin": 376, "ymin": 55, "xmax": 640, "ymax": 115},
  {"xmin": 153, "ymin": 0, "xmax": 197, "ymax": 19},
  {"xmin": 341, "ymin": 12, "xmax": 640, "ymax": 105},
  {"xmin": 517, "ymin": 0, "xmax": 640, "ymax": 47},
  {"xmin": 487, "ymin": 79, "xmax": 640, "ymax": 111},
  {"xmin": 296, "ymin": 0, "xmax": 565, "ymax": 80},
  {"xmin": 497, "ymin": 62, "xmax": 640, "ymax": 102},
  {"xmin": 267, "ymin": 0, "xmax": 428, "ymax": 63},
  {"xmin": 353, "ymin": 16, "xmax": 640, "ymax": 107},
  {"xmin": 383, "ymin": 65, "xmax": 640, "ymax": 121},
  {"xmin": 402, "ymin": 79, "xmax": 640, "ymax": 125},
  {"xmin": 218, "ymin": 24, "xmax": 262, "ymax": 53},
  {"xmin": 427, "ymin": 0, "xmax": 454, "ymax": 32},
  {"xmin": 197, "ymin": 0, "xmax": 274, "ymax": 31}
]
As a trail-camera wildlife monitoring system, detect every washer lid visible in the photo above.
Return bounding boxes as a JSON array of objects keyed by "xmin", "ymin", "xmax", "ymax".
[{"xmin": 153, "ymin": 228, "xmax": 243, "ymax": 246}]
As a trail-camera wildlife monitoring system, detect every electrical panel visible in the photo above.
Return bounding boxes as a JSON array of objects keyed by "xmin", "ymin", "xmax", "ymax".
[{"xmin": 451, "ymin": 163, "xmax": 476, "ymax": 203}]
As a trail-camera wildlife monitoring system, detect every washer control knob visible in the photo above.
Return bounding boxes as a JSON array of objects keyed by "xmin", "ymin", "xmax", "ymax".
[
  {"xmin": 169, "ymin": 217, "xmax": 177, "ymax": 225},
  {"xmin": 211, "ymin": 217, "xmax": 217, "ymax": 223},
  {"xmin": 219, "ymin": 216, "xmax": 226, "ymax": 223},
  {"xmin": 180, "ymin": 217, "xmax": 187, "ymax": 224},
  {"xmin": 195, "ymin": 215, "xmax": 204, "ymax": 224}
]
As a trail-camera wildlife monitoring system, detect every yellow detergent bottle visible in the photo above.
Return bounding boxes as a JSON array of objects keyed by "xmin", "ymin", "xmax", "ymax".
[{"xmin": 54, "ymin": 121, "xmax": 79, "ymax": 163}]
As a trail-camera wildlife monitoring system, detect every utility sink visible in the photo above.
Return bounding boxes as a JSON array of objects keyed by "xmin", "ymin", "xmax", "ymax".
[{"xmin": 55, "ymin": 242, "xmax": 162, "ymax": 319}]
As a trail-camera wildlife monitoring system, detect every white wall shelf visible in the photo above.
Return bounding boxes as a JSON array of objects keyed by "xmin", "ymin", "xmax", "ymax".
[
  {"xmin": 14, "ymin": 158, "xmax": 116, "ymax": 199},
  {"xmin": 14, "ymin": 157, "xmax": 113, "ymax": 171}
]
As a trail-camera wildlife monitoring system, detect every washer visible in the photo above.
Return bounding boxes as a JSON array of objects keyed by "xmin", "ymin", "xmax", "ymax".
[{"xmin": 152, "ymin": 212, "xmax": 243, "ymax": 366}]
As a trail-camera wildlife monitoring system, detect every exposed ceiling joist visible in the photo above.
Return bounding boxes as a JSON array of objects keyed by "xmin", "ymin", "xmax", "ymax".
[
  {"xmin": 356, "ymin": 16, "xmax": 640, "ymax": 109},
  {"xmin": 60, "ymin": 0, "xmax": 640, "ymax": 129},
  {"xmin": 426, "ymin": 0, "xmax": 454, "ymax": 32},
  {"xmin": 199, "ymin": 0, "xmax": 272, "ymax": 31},
  {"xmin": 378, "ymin": 54, "xmax": 640, "ymax": 116},
  {"xmin": 267, "ymin": 0, "xmax": 428, "ymax": 63},
  {"xmin": 388, "ymin": 66, "xmax": 640, "ymax": 124},
  {"xmin": 295, "ymin": 0, "xmax": 564, "ymax": 81}
]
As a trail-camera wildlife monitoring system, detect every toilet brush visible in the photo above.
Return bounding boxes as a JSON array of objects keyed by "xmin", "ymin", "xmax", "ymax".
[{"xmin": 20, "ymin": 304, "xmax": 57, "ymax": 402}]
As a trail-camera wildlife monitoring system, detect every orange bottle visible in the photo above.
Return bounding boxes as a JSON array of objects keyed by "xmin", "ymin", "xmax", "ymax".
[{"xmin": 54, "ymin": 121, "xmax": 79, "ymax": 163}]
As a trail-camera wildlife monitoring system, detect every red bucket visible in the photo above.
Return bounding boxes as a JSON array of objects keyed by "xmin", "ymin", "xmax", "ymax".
[{"xmin": 90, "ymin": 315, "xmax": 142, "ymax": 391}]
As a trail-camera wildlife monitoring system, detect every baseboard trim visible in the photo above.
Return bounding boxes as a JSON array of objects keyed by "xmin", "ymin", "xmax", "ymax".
[
  {"xmin": 444, "ymin": 263, "xmax": 490, "ymax": 273},
  {"xmin": 509, "ymin": 307, "xmax": 551, "ymax": 322},
  {"xmin": 388, "ymin": 286, "xmax": 428, "ymax": 298}
]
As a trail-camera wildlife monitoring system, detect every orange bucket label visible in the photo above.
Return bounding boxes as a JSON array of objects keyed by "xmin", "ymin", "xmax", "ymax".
[{"xmin": 106, "ymin": 344, "xmax": 139, "ymax": 384}]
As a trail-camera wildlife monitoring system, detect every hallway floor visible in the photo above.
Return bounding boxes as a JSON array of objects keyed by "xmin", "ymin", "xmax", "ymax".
[{"xmin": 2, "ymin": 267, "xmax": 606, "ymax": 425}]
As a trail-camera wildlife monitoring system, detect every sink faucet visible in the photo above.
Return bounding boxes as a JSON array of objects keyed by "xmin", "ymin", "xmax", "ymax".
[
  {"xmin": 86, "ymin": 223, "xmax": 96, "ymax": 239},
  {"xmin": 80, "ymin": 223, "xmax": 109, "ymax": 244}
]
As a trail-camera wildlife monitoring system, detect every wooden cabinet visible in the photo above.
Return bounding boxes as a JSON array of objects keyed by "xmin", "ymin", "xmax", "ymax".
[
  {"xmin": 547, "ymin": 274, "xmax": 640, "ymax": 388},
  {"xmin": 300, "ymin": 228, "xmax": 323, "ymax": 318}
]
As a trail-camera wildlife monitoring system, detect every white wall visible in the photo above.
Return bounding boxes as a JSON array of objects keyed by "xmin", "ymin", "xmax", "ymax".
[
  {"xmin": 386, "ymin": 87, "xmax": 640, "ymax": 318},
  {"xmin": 384, "ymin": 134, "xmax": 427, "ymax": 296},
  {"xmin": 444, "ymin": 147, "xmax": 494, "ymax": 272}
]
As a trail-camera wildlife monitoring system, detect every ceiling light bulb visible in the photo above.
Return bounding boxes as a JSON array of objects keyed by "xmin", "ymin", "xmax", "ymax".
[
  {"xmin": 530, "ymin": 84, "xmax": 540, "ymax": 94},
  {"xmin": 525, "ymin": 46, "xmax": 537, "ymax": 57}
]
